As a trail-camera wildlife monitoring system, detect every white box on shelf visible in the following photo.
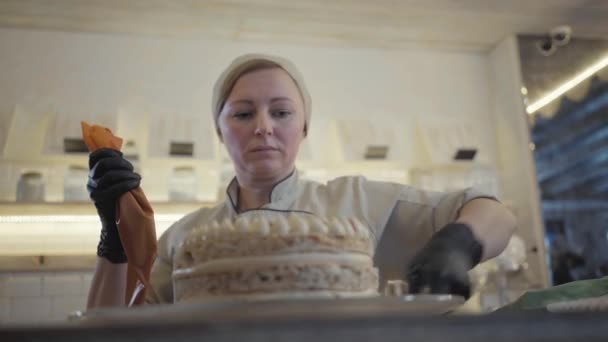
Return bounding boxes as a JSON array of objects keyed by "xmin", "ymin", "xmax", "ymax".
[
  {"xmin": 335, "ymin": 118, "xmax": 411, "ymax": 163},
  {"xmin": 410, "ymin": 163, "xmax": 501, "ymax": 197},
  {"xmin": 147, "ymin": 111, "xmax": 217, "ymax": 160},
  {"xmin": 415, "ymin": 117, "xmax": 492, "ymax": 165},
  {"xmin": 43, "ymin": 111, "xmax": 117, "ymax": 155}
]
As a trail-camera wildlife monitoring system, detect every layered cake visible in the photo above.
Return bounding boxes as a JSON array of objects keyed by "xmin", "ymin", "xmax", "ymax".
[{"xmin": 172, "ymin": 214, "xmax": 379, "ymax": 302}]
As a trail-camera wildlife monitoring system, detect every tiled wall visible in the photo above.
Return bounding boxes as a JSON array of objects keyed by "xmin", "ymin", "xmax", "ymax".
[{"xmin": 0, "ymin": 271, "xmax": 93, "ymax": 324}]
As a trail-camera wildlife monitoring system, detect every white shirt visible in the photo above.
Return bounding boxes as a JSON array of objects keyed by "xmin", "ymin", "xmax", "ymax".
[{"xmin": 148, "ymin": 170, "xmax": 495, "ymax": 303}]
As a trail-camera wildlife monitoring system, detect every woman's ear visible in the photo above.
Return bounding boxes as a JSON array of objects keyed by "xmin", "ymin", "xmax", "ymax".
[{"xmin": 216, "ymin": 127, "xmax": 224, "ymax": 143}]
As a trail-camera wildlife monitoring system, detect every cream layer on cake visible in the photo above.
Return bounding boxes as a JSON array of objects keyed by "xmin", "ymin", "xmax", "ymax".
[{"xmin": 172, "ymin": 215, "xmax": 379, "ymax": 302}]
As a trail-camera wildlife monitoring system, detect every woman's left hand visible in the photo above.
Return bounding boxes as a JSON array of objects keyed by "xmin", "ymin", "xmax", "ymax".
[{"xmin": 406, "ymin": 223, "xmax": 483, "ymax": 299}]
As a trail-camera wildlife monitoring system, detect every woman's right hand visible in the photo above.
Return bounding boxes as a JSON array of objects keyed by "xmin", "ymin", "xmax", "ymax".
[{"xmin": 87, "ymin": 148, "xmax": 141, "ymax": 263}]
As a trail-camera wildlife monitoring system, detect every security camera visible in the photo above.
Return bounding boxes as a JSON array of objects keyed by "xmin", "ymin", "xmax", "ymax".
[
  {"xmin": 550, "ymin": 25, "xmax": 572, "ymax": 46},
  {"xmin": 536, "ymin": 36, "xmax": 556, "ymax": 56}
]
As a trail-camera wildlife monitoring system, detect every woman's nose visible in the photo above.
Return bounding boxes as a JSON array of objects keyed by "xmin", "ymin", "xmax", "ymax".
[{"xmin": 254, "ymin": 113, "xmax": 273, "ymax": 136}]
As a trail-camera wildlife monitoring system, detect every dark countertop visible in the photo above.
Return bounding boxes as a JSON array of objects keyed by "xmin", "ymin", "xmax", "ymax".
[
  {"xmin": 2, "ymin": 297, "xmax": 608, "ymax": 342},
  {"xmin": 3, "ymin": 311, "xmax": 608, "ymax": 342}
]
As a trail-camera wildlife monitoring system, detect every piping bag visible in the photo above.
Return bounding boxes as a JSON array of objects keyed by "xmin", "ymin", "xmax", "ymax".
[{"xmin": 81, "ymin": 122, "xmax": 157, "ymax": 306}]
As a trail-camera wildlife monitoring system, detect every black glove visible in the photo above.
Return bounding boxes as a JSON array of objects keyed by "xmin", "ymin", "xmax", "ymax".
[
  {"xmin": 406, "ymin": 223, "xmax": 483, "ymax": 299},
  {"xmin": 87, "ymin": 148, "xmax": 141, "ymax": 263}
]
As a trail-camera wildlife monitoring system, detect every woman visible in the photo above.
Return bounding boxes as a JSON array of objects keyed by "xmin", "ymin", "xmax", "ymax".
[{"xmin": 86, "ymin": 53, "xmax": 516, "ymax": 308}]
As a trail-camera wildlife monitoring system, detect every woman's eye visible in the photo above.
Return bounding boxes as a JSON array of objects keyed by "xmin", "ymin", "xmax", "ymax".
[
  {"xmin": 233, "ymin": 112, "xmax": 252, "ymax": 120},
  {"xmin": 272, "ymin": 110, "xmax": 292, "ymax": 118}
]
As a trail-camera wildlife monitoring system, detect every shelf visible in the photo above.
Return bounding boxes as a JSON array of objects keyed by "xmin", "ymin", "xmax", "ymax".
[
  {"xmin": 0, "ymin": 201, "xmax": 215, "ymax": 216},
  {"xmin": 0, "ymin": 255, "xmax": 95, "ymax": 272}
]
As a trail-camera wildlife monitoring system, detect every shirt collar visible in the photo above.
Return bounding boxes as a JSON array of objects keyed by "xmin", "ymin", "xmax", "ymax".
[{"xmin": 225, "ymin": 169, "xmax": 299, "ymax": 213}]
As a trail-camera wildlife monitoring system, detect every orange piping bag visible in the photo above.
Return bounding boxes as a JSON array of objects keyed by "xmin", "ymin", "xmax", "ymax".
[{"xmin": 81, "ymin": 121, "xmax": 157, "ymax": 306}]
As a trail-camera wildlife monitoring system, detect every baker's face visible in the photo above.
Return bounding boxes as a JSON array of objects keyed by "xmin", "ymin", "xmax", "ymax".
[{"xmin": 218, "ymin": 67, "xmax": 306, "ymax": 182}]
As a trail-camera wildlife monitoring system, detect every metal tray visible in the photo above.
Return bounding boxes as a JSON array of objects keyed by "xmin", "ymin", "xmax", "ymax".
[{"xmin": 72, "ymin": 294, "xmax": 465, "ymax": 325}]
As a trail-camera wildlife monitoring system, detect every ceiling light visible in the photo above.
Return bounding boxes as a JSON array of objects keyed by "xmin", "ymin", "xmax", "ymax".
[{"xmin": 526, "ymin": 55, "xmax": 608, "ymax": 115}]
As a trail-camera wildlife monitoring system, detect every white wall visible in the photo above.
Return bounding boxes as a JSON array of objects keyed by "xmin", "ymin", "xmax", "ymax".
[
  {"xmin": 489, "ymin": 37, "xmax": 549, "ymax": 288},
  {"xmin": 0, "ymin": 28, "xmax": 494, "ymax": 136},
  {"xmin": 0, "ymin": 27, "xmax": 498, "ymax": 201}
]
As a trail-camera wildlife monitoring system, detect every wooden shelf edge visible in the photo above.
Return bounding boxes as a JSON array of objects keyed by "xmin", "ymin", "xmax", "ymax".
[{"xmin": 0, "ymin": 255, "xmax": 96, "ymax": 272}]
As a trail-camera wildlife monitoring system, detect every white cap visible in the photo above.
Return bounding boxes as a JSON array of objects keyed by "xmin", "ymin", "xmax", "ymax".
[{"xmin": 211, "ymin": 53, "xmax": 312, "ymax": 137}]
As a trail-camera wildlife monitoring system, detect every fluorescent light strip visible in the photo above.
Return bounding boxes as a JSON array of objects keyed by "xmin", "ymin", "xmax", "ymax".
[
  {"xmin": 0, "ymin": 214, "xmax": 186, "ymax": 223},
  {"xmin": 526, "ymin": 55, "xmax": 608, "ymax": 115}
]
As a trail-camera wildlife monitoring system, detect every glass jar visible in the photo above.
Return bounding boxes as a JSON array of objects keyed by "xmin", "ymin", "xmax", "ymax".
[
  {"xmin": 16, "ymin": 171, "xmax": 45, "ymax": 202},
  {"xmin": 64, "ymin": 165, "xmax": 89, "ymax": 201},
  {"xmin": 168, "ymin": 166, "xmax": 198, "ymax": 202}
]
